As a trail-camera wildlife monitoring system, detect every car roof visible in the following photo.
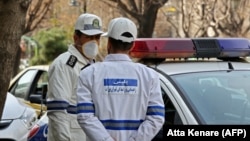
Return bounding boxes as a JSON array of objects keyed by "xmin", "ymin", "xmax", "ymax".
[
  {"xmin": 150, "ymin": 59, "xmax": 250, "ymax": 75},
  {"xmin": 25, "ymin": 65, "xmax": 49, "ymax": 71}
]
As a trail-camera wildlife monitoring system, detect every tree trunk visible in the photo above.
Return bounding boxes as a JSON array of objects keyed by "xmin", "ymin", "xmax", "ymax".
[
  {"xmin": 138, "ymin": 5, "xmax": 159, "ymax": 37},
  {"xmin": 13, "ymin": 47, "xmax": 21, "ymax": 77},
  {"xmin": 0, "ymin": 0, "xmax": 29, "ymax": 119}
]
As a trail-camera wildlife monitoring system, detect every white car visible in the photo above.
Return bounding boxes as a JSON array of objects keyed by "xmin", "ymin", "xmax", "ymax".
[
  {"xmin": 130, "ymin": 38, "xmax": 250, "ymax": 126},
  {"xmin": 0, "ymin": 92, "xmax": 37, "ymax": 141}
]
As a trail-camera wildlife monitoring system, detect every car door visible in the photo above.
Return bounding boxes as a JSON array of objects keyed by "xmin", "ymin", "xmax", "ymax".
[
  {"xmin": 9, "ymin": 68, "xmax": 48, "ymax": 116},
  {"xmin": 158, "ymin": 73, "xmax": 198, "ymax": 125}
]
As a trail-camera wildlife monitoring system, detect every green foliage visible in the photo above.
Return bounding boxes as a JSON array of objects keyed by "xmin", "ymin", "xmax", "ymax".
[{"xmin": 30, "ymin": 27, "xmax": 70, "ymax": 65}]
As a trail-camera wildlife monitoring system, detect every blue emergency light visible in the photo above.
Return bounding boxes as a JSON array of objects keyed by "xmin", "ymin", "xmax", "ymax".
[{"xmin": 129, "ymin": 38, "xmax": 250, "ymax": 59}]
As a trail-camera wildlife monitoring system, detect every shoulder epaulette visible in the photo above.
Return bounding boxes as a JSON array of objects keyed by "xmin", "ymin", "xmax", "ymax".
[{"xmin": 66, "ymin": 55, "xmax": 77, "ymax": 68}]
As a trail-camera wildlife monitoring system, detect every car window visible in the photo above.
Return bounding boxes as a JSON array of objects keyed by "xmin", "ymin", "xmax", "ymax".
[
  {"xmin": 172, "ymin": 70, "xmax": 250, "ymax": 124},
  {"xmin": 160, "ymin": 85, "xmax": 182, "ymax": 125},
  {"xmin": 9, "ymin": 70, "xmax": 37, "ymax": 99},
  {"xmin": 31, "ymin": 71, "xmax": 48, "ymax": 97}
]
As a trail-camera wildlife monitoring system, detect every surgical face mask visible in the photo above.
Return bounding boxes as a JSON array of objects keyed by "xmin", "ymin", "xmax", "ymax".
[{"xmin": 81, "ymin": 40, "xmax": 99, "ymax": 59}]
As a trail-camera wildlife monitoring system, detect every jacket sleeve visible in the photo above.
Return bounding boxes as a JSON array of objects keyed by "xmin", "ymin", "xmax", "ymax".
[
  {"xmin": 77, "ymin": 68, "xmax": 115, "ymax": 141},
  {"xmin": 46, "ymin": 62, "xmax": 75, "ymax": 140},
  {"xmin": 131, "ymin": 75, "xmax": 165, "ymax": 141}
]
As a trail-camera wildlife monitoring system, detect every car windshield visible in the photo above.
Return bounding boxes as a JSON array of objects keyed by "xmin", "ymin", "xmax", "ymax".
[{"xmin": 172, "ymin": 70, "xmax": 250, "ymax": 125}]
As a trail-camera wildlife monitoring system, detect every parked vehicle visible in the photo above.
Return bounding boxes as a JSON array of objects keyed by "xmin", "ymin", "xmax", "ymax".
[
  {"xmin": 0, "ymin": 92, "xmax": 37, "ymax": 141},
  {"xmin": 8, "ymin": 65, "xmax": 49, "ymax": 117},
  {"xmin": 130, "ymin": 37, "xmax": 250, "ymax": 126}
]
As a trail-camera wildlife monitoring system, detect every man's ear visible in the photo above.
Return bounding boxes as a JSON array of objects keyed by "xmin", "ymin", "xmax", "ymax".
[
  {"xmin": 107, "ymin": 38, "xmax": 111, "ymax": 47},
  {"xmin": 73, "ymin": 34, "xmax": 78, "ymax": 42},
  {"xmin": 107, "ymin": 38, "xmax": 111, "ymax": 54},
  {"xmin": 129, "ymin": 42, "xmax": 135, "ymax": 51},
  {"xmin": 131, "ymin": 42, "xmax": 135, "ymax": 48}
]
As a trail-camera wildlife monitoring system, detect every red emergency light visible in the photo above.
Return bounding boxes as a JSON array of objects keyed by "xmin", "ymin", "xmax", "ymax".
[
  {"xmin": 129, "ymin": 38, "xmax": 250, "ymax": 59},
  {"xmin": 130, "ymin": 38, "xmax": 195, "ymax": 59}
]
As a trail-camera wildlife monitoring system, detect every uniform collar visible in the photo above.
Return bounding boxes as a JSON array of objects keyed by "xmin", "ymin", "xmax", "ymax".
[{"xmin": 104, "ymin": 54, "xmax": 132, "ymax": 62}]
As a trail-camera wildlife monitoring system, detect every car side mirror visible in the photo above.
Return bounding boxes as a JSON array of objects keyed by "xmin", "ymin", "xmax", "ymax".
[
  {"xmin": 42, "ymin": 84, "xmax": 47, "ymax": 100},
  {"xmin": 37, "ymin": 84, "xmax": 47, "ymax": 119},
  {"xmin": 30, "ymin": 84, "xmax": 48, "ymax": 104},
  {"xmin": 30, "ymin": 94, "xmax": 43, "ymax": 104}
]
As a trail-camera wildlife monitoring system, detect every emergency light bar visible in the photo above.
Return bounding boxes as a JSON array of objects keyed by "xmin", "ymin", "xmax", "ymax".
[{"xmin": 129, "ymin": 38, "xmax": 250, "ymax": 59}]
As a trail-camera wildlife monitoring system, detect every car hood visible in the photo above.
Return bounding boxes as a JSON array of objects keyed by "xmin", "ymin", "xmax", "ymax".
[{"xmin": 2, "ymin": 92, "xmax": 26, "ymax": 119}]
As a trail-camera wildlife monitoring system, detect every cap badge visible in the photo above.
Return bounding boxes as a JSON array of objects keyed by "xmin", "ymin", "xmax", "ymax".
[{"xmin": 92, "ymin": 19, "xmax": 100, "ymax": 29}]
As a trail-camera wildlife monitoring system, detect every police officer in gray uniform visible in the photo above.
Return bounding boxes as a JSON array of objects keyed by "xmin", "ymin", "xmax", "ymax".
[{"xmin": 46, "ymin": 13, "xmax": 103, "ymax": 141}]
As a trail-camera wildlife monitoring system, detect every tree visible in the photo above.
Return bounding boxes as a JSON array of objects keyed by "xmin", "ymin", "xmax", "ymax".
[
  {"xmin": 101, "ymin": 0, "xmax": 169, "ymax": 37},
  {"xmin": 30, "ymin": 27, "xmax": 69, "ymax": 65},
  {"xmin": 212, "ymin": 0, "xmax": 250, "ymax": 37},
  {"xmin": 0, "ymin": 0, "xmax": 30, "ymax": 119},
  {"xmin": 163, "ymin": 0, "xmax": 250, "ymax": 38},
  {"xmin": 0, "ymin": 0, "xmax": 53, "ymax": 119},
  {"xmin": 13, "ymin": 0, "xmax": 53, "ymax": 77}
]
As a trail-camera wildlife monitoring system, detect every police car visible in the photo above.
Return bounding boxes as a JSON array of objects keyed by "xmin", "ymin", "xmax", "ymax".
[
  {"xmin": 130, "ymin": 37, "xmax": 250, "ymax": 126},
  {"xmin": 29, "ymin": 37, "xmax": 250, "ymax": 140}
]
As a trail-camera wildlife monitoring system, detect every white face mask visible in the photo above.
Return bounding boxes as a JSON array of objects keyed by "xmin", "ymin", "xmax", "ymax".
[{"xmin": 81, "ymin": 40, "xmax": 99, "ymax": 59}]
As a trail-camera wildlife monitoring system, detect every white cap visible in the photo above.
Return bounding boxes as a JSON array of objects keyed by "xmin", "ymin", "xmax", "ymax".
[
  {"xmin": 102, "ymin": 17, "xmax": 137, "ymax": 43},
  {"xmin": 75, "ymin": 13, "xmax": 104, "ymax": 36}
]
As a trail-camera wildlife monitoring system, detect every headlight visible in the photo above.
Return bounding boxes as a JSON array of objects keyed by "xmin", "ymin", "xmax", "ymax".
[{"xmin": 20, "ymin": 108, "xmax": 37, "ymax": 129}]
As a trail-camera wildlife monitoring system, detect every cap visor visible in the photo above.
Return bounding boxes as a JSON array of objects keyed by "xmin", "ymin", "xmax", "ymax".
[{"xmin": 80, "ymin": 30, "xmax": 104, "ymax": 36}]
